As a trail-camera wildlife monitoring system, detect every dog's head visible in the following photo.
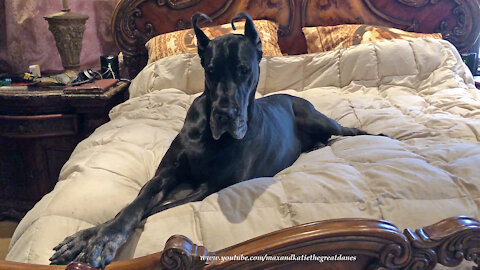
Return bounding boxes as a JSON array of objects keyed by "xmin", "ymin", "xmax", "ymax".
[{"xmin": 192, "ymin": 12, "xmax": 262, "ymax": 140}]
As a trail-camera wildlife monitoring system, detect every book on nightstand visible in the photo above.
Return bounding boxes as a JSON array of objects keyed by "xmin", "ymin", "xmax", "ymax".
[{"xmin": 63, "ymin": 79, "xmax": 119, "ymax": 94}]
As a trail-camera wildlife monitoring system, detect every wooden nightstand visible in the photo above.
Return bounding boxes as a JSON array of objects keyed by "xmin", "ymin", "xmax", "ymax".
[{"xmin": 0, "ymin": 81, "xmax": 129, "ymax": 220}]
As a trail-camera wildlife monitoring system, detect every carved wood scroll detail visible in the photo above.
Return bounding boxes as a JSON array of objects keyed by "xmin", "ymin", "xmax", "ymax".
[
  {"xmin": 112, "ymin": 0, "xmax": 480, "ymax": 78},
  {"xmin": 0, "ymin": 217, "xmax": 477, "ymax": 269},
  {"xmin": 404, "ymin": 216, "xmax": 480, "ymax": 270},
  {"xmin": 363, "ymin": 0, "xmax": 480, "ymax": 51},
  {"xmin": 396, "ymin": 0, "xmax": 441, "ymax": 8},
  {"xmin": 159, "ymin": 216, "xmax": 480, "ymax": 270},
  {"xmin": 160, "ymin": 235, "xmax": 209, "ymax": 270},
  {"xmin": 112, "ymin": 0, "xmax": 297, "ymax": 78}
]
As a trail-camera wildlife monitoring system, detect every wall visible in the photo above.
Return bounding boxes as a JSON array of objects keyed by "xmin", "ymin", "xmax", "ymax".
[{"xmin": 0, "ymin": 0, "xmax": 120, "ymax": 73}]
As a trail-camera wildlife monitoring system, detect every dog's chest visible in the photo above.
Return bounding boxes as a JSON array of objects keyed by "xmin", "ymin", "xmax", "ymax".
[{"xmin": 186, "ymin": 139, "xmax": 252, "ymax": 189}]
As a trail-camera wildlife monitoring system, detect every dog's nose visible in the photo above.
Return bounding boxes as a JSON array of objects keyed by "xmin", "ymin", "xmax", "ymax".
[{"xmin": 213, "ymin": 107, "xmax": 237, "ymax": 123}]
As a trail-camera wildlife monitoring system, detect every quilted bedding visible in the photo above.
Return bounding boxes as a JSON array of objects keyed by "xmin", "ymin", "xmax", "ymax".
[{"xmin": 6, "ymin": 38, "xmax": 480, "ymax": 266}]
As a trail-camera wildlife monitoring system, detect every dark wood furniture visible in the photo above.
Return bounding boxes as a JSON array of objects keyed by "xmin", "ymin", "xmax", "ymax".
[
  {"xmin": 0, "ymin": 82, "xmax": 129, "ymax": 220},
  {"xmin": 0, "ymin": 216, "xmax": 478, "ymax": 270},
  {"xmin": 111, "ymin": 0, "xmax": 480, "ymax": 79},
  {"xmin": 0, "ymin": 0, "xmax": 479, "ymax": 269}
]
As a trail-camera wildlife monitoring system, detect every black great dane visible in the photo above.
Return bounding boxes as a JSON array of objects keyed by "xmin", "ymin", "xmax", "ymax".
[{"xmin": 50, "ymin": 12, "xmax": 373, "ymax": 269}]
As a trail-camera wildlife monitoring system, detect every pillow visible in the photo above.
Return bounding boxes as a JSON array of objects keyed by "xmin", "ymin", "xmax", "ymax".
[
  {"xmin": 146, "ymin": 20, "xmax": 282, "ymax": 63},
  {"xmin": 302, "ymin": 24, "xmax": 443, "ymax": 53}
]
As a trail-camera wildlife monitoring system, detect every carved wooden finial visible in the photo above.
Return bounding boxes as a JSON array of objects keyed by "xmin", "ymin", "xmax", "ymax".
[{"xmin": 160, "ymin": 235, "xmax": 210, "ymax": 270}]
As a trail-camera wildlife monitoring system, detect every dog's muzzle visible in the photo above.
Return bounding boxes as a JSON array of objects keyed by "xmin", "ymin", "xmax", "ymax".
[{"xmin": 210, "ymin": 107, "xmax": 247, "ymax": 140}]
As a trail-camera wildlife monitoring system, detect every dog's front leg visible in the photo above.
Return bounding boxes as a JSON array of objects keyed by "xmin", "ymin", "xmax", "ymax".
[
  {"xmin": 49, "ymin": 173, "xmax": 178, "ymax": 269},
  {"xmin": 50, "ymin": 137, "xmax": 188, "ymax": 269}
]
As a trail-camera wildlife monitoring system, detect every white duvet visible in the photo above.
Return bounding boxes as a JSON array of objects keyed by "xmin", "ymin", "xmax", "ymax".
[{"xmin": 7, "ymin": 38, "xmax": 480, "ymax": 267}]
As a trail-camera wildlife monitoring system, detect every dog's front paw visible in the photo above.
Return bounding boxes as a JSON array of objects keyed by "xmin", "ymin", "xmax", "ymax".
[
  {"xmin": 50, "ymin": 226, "xmax": 98, "ymax": 265},
  {"xmin": 50, "ymin": 223, "xmax": 128, "ymax": 269},
  {"xmin": 78, "ymin": 225, "xmax": 128, "ymax": 269}
]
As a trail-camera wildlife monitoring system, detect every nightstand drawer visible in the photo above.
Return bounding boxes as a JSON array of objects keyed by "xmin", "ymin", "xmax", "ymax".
[
  {"xmin": 0, "ymin": 114, "xmax": 78, "ymax": 138},
  {"xmin": 0, "ymin": 81, "xmax": 129, "ymax": 220}
]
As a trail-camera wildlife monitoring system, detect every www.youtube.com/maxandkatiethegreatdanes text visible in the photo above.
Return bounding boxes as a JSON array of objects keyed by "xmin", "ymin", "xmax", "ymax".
[{"xmin": 200, "ymin": 253, "xmax": 357, "ymax": 263}]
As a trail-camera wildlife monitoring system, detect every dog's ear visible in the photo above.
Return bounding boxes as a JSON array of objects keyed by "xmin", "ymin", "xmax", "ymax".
[
  {"xmin": 231, "ymin": 12, "xmax": 262, "ymax": 59},
  {"xmin": 192, "ymin": 13, "xmax": 212, "ymax": 55}
]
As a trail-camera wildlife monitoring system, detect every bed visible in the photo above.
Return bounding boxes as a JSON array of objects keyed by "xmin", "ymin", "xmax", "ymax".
[{"xmin": 2, "ymin": 0, "xmax": 480, "ymax": 269}]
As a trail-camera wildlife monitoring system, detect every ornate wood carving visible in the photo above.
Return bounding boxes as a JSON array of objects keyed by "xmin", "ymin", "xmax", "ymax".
[
  {"xmin": 397, "ymin": 0, "xmax": 441, "ymax": 8},
  {"xmin": 362, "ymin": 0, "xmax": 480, "ymax": 52},
  {"xmin": 362, "ymin": 0, "xmax": 421, "ymax": 31},
  {"xmin": 111, "ymin": 0, "xmax": 152, "ymax": 60},
  {"xmin": 404, "ymin": 216, "xmax": 480, "ymax": 269},
  {"xmin": 0, "ymin": 216, "xmax": 478, "ymax": 269},
  {"xmin": 112, "ymin": 0, "xmax": 296, "ymax": 78},
  {"xmin": 161, "ymin": 235, "xmax": 209, "ymax": 270},
  {"xmin": 157, "ymin": 216, "xmax": 480, "ymax": 270},
  {"xmin": 112, "ymin": 0, "xmax": 480, "ymax": 79}
]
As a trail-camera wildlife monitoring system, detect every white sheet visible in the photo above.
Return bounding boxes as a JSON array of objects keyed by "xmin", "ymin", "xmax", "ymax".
[{"xmin": 7, "ymin": 38, "xmax": 480, "ymax": 268}]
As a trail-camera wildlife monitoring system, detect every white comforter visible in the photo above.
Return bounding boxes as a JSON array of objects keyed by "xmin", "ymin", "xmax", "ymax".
[{"xmin": 7, "ymin": 38, "xmax": 480, "ymax": 266}]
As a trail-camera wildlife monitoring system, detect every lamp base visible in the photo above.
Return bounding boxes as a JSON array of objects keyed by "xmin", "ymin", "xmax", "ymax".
[{"xmin": 45, "ymin": 11, "xmax": 89, "ymax": 71}]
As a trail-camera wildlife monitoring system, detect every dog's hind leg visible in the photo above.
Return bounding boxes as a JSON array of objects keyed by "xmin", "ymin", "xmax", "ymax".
[
  {"xmin": 290, "ymin": 96, "xmax": 375, "ymax": 151},
  {"xmin": 291, "ymin": 96, "xmax": 371, "ymax": 136}
]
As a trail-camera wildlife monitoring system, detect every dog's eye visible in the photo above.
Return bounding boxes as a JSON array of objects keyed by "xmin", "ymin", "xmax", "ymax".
[{"xmin": 239, "ymin": 66, "xmax": 250, "ymax": 75}]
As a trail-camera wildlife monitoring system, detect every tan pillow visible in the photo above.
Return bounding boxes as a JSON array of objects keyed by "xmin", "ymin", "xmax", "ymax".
[
  {"xmin": 302, "ymin": 24, "xmax": 443, "ymax": 53},
  {"xmin": 146, "ymin": 20, "xmax": 282, "ymax": 63}
]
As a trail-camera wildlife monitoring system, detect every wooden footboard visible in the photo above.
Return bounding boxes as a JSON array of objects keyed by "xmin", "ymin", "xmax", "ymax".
[{"xmin": 1, "ymin": 216, "xmax": 479, "ymax": 270}]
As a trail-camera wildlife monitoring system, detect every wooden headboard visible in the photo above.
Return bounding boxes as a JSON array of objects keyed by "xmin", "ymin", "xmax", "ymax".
[{"xmin": 111, "ymin": 0, "xmax": 480, "ymax": 79}]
